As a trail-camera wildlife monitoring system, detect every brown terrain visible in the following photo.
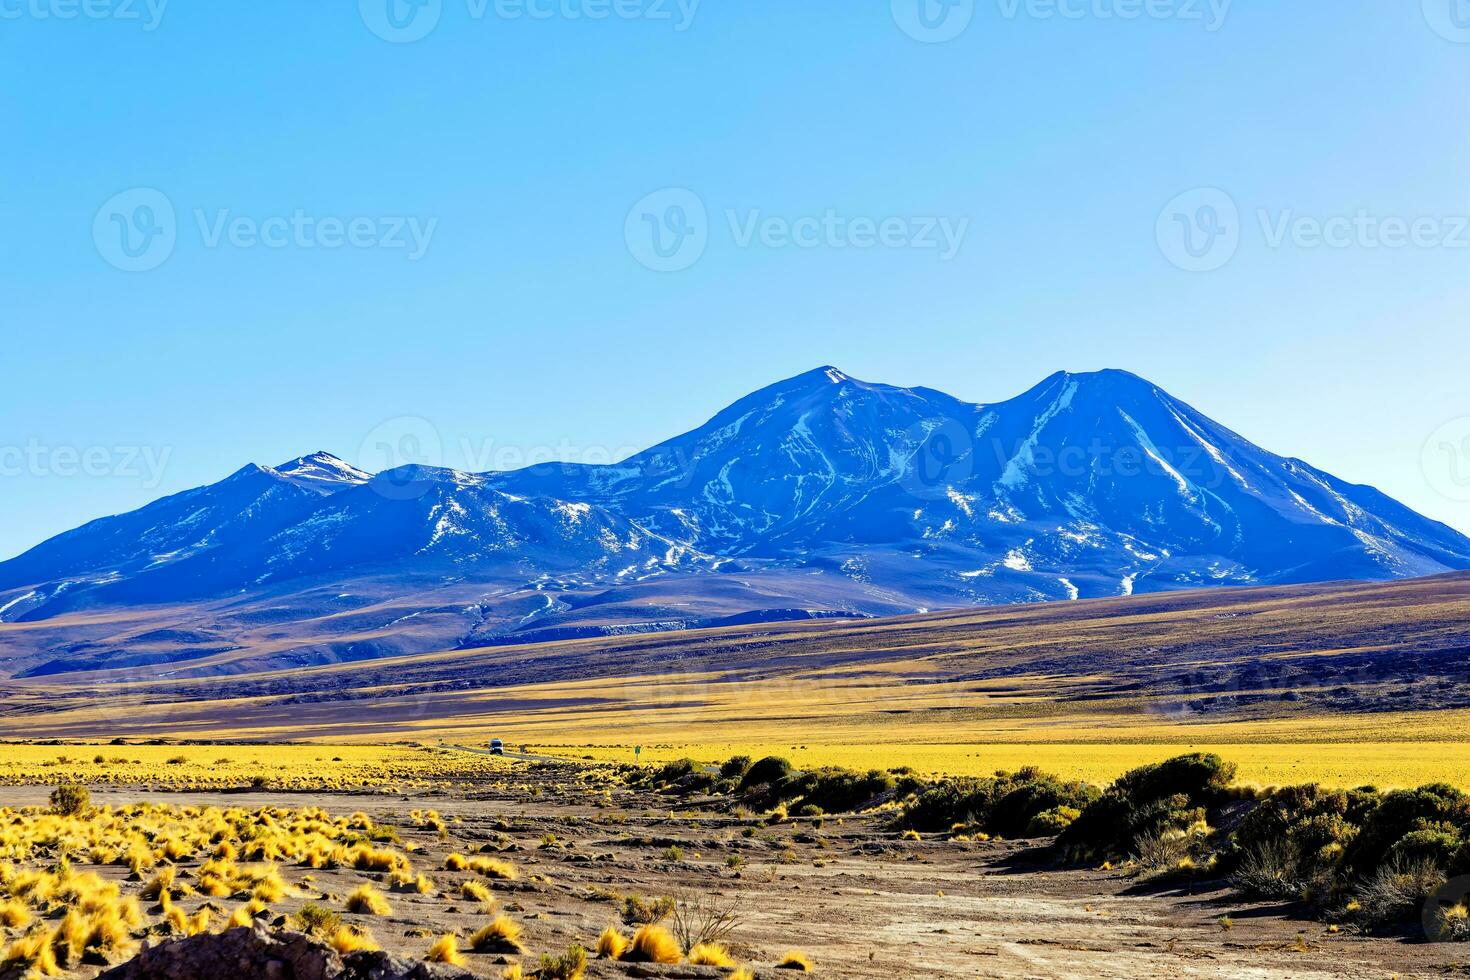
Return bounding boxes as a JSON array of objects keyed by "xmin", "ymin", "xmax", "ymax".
[
  {"xmin": 2, "ymin": 572, "xmax": 1469, "ymax": 743},
  {"xmin": 0, "ymin": 759, "xmax": 1451, "ymax": 980}
]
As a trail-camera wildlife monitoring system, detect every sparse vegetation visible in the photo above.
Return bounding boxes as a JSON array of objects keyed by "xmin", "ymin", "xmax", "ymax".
[
  {"xmin": 621, "ymin": 924, "xmax": 682, "ymax": 964},
  {"xmin": 470, "ymin": 915, "xmax": 525, "ymax": 953}
]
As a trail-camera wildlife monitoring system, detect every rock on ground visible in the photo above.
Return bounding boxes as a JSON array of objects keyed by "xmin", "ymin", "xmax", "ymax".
[{"xmin": 98, "ymin": 925, "xmax": 479, "ymax": 980}]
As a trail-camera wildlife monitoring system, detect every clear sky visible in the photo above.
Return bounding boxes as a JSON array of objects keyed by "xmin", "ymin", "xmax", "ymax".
[{"xmin": 3, "ymin": 1, "xmax": 1469, "ymax": 560}]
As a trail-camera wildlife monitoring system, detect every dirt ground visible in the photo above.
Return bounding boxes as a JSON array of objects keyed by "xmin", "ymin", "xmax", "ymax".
[{"xmin": 1, "ymin": 762, "xmax": 1454, "ymax": 980}]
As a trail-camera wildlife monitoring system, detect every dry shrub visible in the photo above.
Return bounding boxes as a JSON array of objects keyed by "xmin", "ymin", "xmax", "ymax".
[
  {"xmin": 1355, "ymin": 858, "xmax": 1446, "ymax": 927},
  {"xmin": 537, "ymin": 943, "xmax": 587, "ymax": 980},
  {"xmin": 49, "ymin": 784, "xmax": 90, "ymax": 817},
  {"xmin": 621, "ymin": 894, "xmax": 675, "ymax": 926},
  {"xmin": 671, "ymin": 891, "xmax": 743, "ymax": 953},
  {"xmin": 295, "ymin": 903, "xmax": 341, "ymax": 937},
  {"xmin": 1232, "ymin": 839, "xmax": 1304, "ymax": 900},
  {"xmin": 1131, "ymin": 832, "xmax": 1193, "ymax": 873},
  {"xmin": 1428, "ymin": 902, "xmax": 1470, "ymax": 943}
]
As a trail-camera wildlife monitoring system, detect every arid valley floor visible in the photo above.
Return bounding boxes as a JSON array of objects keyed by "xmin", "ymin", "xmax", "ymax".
[
  {"xmin": 0, "ymin": 755, "xmax": 1457, "ymax": 980},
  {"xmin": 5, "ymin": 576, "xmax": 1470, "ymax": 977}
]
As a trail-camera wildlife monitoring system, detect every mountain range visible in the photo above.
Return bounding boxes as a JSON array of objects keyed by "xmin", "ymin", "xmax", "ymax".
[{"xmin": 3, "ymin": 367, "xmax": 1467, "ymax": 680}]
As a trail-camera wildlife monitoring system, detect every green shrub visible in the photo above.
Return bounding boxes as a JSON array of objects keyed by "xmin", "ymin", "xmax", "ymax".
[
  {"xmin": 1025, "ymin": 806, "xmax": 1081, "ymax": 838},
  {"xmin": 898, "ymin": 769, "xmax": 1096, "ymax": 837},
  {"xmin": 1344, "ymin": 785, "xmax": 1470, "ymax": 874},
  {"xmin": 1058, "ymin": 754, "xmax": 1233, "ymax": 862},
  {"xmin": 50, "ymin": 783, "xmax": 90, "ymax": 816},
  {"xmin": 739, "ymin": 756, "xmax": 794, "ymax": 791}
]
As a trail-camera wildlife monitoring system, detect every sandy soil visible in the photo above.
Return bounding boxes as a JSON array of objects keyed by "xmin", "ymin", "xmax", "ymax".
[{"xmin": 2, "ymin": 768, "xmax": 1450, "ymax": 980}]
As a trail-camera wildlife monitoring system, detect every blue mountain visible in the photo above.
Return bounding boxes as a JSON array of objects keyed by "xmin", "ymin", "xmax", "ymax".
[{"xmin": 2, "ymin": 368, "xmax": 1466, "ymax": 673}]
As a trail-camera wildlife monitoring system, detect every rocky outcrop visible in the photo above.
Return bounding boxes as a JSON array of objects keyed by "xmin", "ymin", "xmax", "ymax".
[{"xmin": 98, "ymin": 925, "xmax": 478, "ymax": 980}]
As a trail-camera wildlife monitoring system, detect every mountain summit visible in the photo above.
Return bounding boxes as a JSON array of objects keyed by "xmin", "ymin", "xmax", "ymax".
[{"xmin": 2, "ymin": 368, "xmax": 1467, "ymax": 676}]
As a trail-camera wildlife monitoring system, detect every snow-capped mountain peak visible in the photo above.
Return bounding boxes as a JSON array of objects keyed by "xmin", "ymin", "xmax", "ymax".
[
  {"xmin": 2, "ymin": 367, "xmax": 1467, "ymax": 645},
  {"xmin": 273, "ymin": 452, "xmax": 372, "ymax": 494}
]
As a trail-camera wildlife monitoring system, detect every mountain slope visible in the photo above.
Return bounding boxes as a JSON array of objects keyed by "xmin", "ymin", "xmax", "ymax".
[{"xmin": 2, "ymin": 367, "xmax": 1467, "ymax": 677}]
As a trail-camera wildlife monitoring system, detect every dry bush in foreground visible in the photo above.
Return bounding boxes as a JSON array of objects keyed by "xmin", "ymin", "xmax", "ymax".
[{"xmin": 671, "ymin": 890, "xmax": 744, "ymax": 953}]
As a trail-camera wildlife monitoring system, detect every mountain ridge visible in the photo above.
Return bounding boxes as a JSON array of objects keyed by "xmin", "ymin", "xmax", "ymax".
[{"xmin": 2, "ymin": 367, "xmax": 1466, "ymax": 678}]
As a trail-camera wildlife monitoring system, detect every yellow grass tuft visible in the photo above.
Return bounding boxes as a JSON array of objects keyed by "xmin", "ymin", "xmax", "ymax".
[
  {"xmin": 621, "ymin": 925, "xmax": 682, "ymax": 964},
  {"xmin": 425, "ymin": 934, "xmax": 466, "ymax": 966},
  {"xmin": 777, "ymin": 949, "xmax": 814, "ymax": 970},
  {"xmin": 141, "ymin": 867, "xmax": 177, "ymax": 901},
  {"xmin": 329, "ymin": 925, "xmax": 380, "ymax": 955},
  {"xmin": 460, "ymin": 880, "xmax": 494, "ymax": 906},
  {"xmin": 0, "ymin": 900, "xmax": 31, "ymax": 929},
  {"xmin": 390, "ymin": 869, "xmax": 434, "ymax": 894},
  {"xmin": 1, "ymin": 928, "xmax": 62, "ymax": 977},
  {"xmin": 469, "ymin": 915, "xmax": 524, "ymax": 953},
  {"xmin": 688, "ymin": 942, "xmax": 736, "ymax": 967},
  {"xmin": 345, "ymin": 884, "xmax": 392, "ymax": 916},
  {"xmin": 595, "ymin": 926, "xmax": 627, "ymax": 959},
  {"xmin": 50, "ymin": 909, "xmax": 90, "ymax": 967},
  {"xmin": 468, "ymin": 856, "xmax": 517, "ymax": 880}
]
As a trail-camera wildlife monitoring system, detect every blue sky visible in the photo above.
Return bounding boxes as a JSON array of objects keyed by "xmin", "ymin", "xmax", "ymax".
[{"xmin": 3, "ymin": 1, "xmax": 1470, "ymax": 559}]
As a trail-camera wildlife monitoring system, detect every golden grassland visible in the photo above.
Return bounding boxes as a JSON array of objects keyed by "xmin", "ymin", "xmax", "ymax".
[
  {"xmin": 0, "ymin": 798, "xmax": 535, "ymax": 976},
  {"xmin": 542, "ymin": 739, "xmax": 1470, "ymax": 791},
  {"xmin": 0, "ymin": 743, "xmax": 514, "ymax": 792},
  {"xmin": 0, "ymin": 793, "xmax": 783, "ymax": 979},
  {"xmin": 2, "ymin": 575, "xmax": 1468, "ymax": 794}
]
